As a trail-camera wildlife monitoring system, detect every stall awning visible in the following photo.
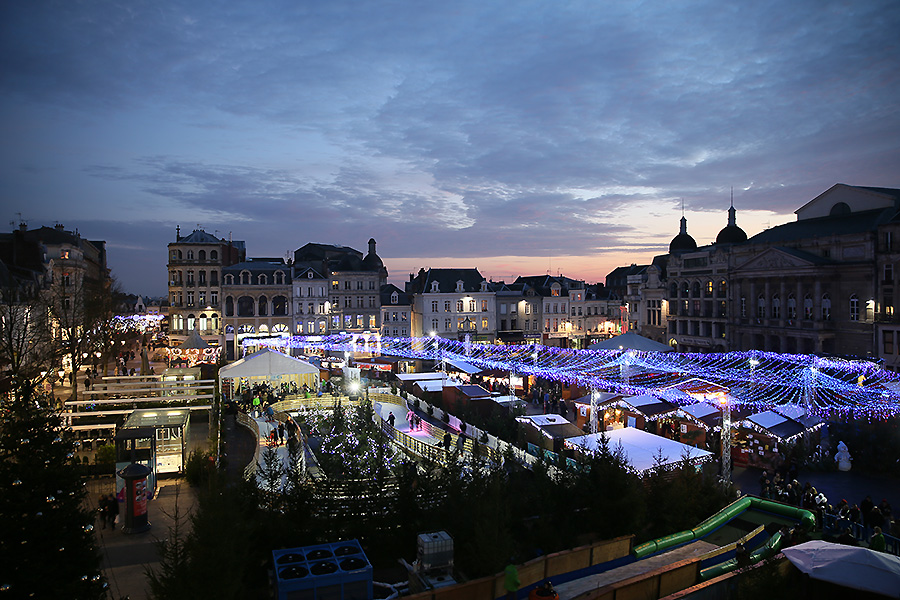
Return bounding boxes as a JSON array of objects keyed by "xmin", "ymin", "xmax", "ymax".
[
  {"xmin": 744, "ymin": 410, "xmax": 806, "ymax": 441},
  {"xmin": 565, "ymin": 427, "xmax": 713, "ymax": 473},
  {"xmin": 219, "ymin": 348, "xmax": 319, "ymax": 379},
  {"xmin": 443, "ymin": 358, "xmax": 481, "ymax": 375}
]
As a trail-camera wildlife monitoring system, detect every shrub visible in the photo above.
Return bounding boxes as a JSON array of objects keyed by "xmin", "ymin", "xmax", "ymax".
[
  {"xmin": 185, "ymin": 449, "xmax": 213, "ymax": 486},
  {"xmin": 95, "ymin": 443, "xmax": 116, "ymax": 464}
]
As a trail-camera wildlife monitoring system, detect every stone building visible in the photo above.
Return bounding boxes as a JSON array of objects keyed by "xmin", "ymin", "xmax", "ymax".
[
  {"xmin": 166, "ymin": 228, "xmax": 244, "ymax": 347},
  {"xmin": 222, "ymin": 258, "xmax": 292, "ymax": 359},
  {"xmin": 406, "ymin": 267, "xmax": 495, "ymax": 341}
]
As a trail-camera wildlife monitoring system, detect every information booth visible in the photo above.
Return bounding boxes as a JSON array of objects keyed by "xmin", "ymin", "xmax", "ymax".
[{"xmin": 115, "ymin": 427, "xmax": 156, "ymax": 502}]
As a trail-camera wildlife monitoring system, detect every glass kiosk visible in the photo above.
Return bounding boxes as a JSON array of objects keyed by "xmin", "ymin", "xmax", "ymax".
[{"xmin": 115, "ymin": 427, "xmax": 156, "ymax": 502}]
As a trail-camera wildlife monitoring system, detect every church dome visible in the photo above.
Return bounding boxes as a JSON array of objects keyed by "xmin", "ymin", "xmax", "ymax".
[
  {"xmin": 363, "ymin": 238, "xmax": 384, "ymax": 270},
  {"xmin": 669, "ymin": 216, "xmax": 697, "ymax": 253},
  {"xmin": 715, "ymin": 204, "xmax": 747, "ymax": 245}
]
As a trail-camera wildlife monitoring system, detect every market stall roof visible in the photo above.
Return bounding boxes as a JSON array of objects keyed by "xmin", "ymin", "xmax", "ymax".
[
  {"xmin": 618, "ymin": 394, "xmax": 679, "ymax": 419},
  {"xmin": 668, "ymin": 377, "xmax": 730, "ymax": 397},
  {"xmin": 494, "ymin": 395, "xmax": 525, "ymax": 406},
  {"xmin": 443, "ymin": 358, "xmax": 481, "ymax": 375},
  {"xmin": 564, "ymin": 427, "xmax": 713, "ymax": 473},
  {"xmin": 517, "ymin": 414, "xmax": 584, "ymax": 440},
  {"xmin": 395, "ymin": 372, "xmax": 447, "ymax": 382},
  {"xmin": 744, "ymin": 410, "xmax": 806, "ymax": 441},
  {"xmin": 679, "ymin": 402, "xmax": 720, "ymax": 429},
  {"xmin": 782, "ymin": 541, "xmax": 900, "ymax": 597},
  {"xmin": 775, "ymin": 404, "xmax": 825, "ymax": 429},
  {"xmin": 415, "ymin": 379, "xmax": 457, "ymax": 393},
  {"xmin": 123, "ymin": 408, "xmax": 191, "ymax": 429},
  {"xmin": 219, "ymin": 348, "xmax": 318, "ymax": 380},
  {"xmin": 588, "ymin": 331, "xmax": 672, "ymax": 352},
  {"xmin": 455, "ymin": 384, "xmax": 491, "ymax": 399},
  {"xmin": 572, "ymin": 391, "xmax": 621, "ymax": 405},
  {"xmin": 177, "ymin": 328, "xmax": 211, "ymax": 349}
]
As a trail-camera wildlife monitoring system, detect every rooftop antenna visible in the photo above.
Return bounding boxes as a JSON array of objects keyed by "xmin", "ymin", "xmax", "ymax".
[
  {"xmin": 730, "ymin": 187, "xmax": 734, "ymax": 208},
  {"xmin": 681, "ymin": 198, "xmax": 685, "ymax": 216},
  {"xmin": 196, "ymin": 223, "xmax": 202, "ymax": 231}
]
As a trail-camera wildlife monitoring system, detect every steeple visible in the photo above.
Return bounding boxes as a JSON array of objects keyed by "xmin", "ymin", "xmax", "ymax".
[
  {"xmin": 669, "ymin": 201, "xmax": 697, "ymax": 253},
  {"xmin": 716, "ymin": 189, "xmax": 748, "ymax": 245}
]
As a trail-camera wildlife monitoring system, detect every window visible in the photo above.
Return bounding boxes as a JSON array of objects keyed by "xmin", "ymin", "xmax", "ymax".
[
  {"xmin": 457, "ymin": 300, "xmax": 464, "ymax": 312},
  {"xmin": 273, "ymin": 296, "xmax": 288, "ymax": 316},
  {"xmin": 258, "ymin": 296, "xmax": 268, "ymax": 316},
  {"xmin": 885, "ymin": 290, "xmax": 894, "ymax": 316},
  {"xmin": 369, "ymin": 297, "xmax": 375, "ymax": 308},
  {"xmin": 787, "ymin": 294, "xmax": 796, "ymax": 319},
  {"xmin": 199, "ymin": 250, "xmax": 206, "ymax": 260},
  {"xmin": 670, "ymin": 283, "xmax": 678, "ymax": 298},
  {"xmin": 849, "ymin": 294, "xmax": 859, "ymax": 321},
  {"xmin": 804, "ymin": 294, "xmax": 814, "ymax": 320},
  {"xmin": 275, "ymin": 271, "xmax": 284, "ymax": 285},
  {"xmin": 199, "ymin": 292, "xmax": 206, "ymax": 305},
  {"xmin": 757, "ymin": 294, "xmax": 765, "ymax": 319},
  {"xmin": 431, "ymin": 300, "xmax": 438, "ymax": 312},
  {"xmin": 456, "ymin": 281, "xmax": 464, "ymax": 293},
  {"xmin": 225, "ymin": 274, "xmax": 233, "ymax": 285},
  {"xmin": 211, "ymin": 291, "xmax": 218, "ymax": 305},
  {"xmin": 481, "ymin": 299, "xmax": 488, "ymax": 312},
  {"xmin": 187, "ymin": 292, "xmax": 194, "ymax": 306},
  {"xmin": 199, "ymin": 271, "xmax": 206, "ymax": 285},
  {"xmin": 332, "ymin": 280, "xmax": 339, "ymax": 290},
  {"xmin": 771, "ymin": 294, "xmax": 780, "ymax": 319},
  {"xmin": 822, "ymin": 293, "xmax": 831, "ymax": 321},
  {"xmin": 187, "ymin": 270, "xmax": 194, "ymax": 284},
  {"xmin": 718, "ymin": 281, "xmax": 727, "ymax": 297},
  {"xmin": 369, "ymin": 281, "xmax": 376, "ymax": 290},
  {"xmin": 884, "ymin": 330, "xmax": 894, "ymax": 355},
  {"xmin": 357, "ymin": 281, "xmax": 363, "ymax": 290},
  {"xmin": 344, "ymin": 281, "xmax": 351, "ymax": 290},
  {"xmin": 210, "ymin": 250, "xmax": 218, "ymax": 260},
  {"xmin": 240, "ymin": 271, "xmax": 250, "ymax": 285},
  {"xmin": 885, "ymin": 264, "xmax": 894, "ymax": 283},
  {"xmin": 469, "ymin": 300, "xmax": 476, "ymax": 312},
  {"xmin": 705, "ymin": 281, "xmax": 713, "ymax": 297},
  {"xmin": 258, "ymin": 274, "xmax": 267, "ymax": 285},
  {"xmin": 482, "ymin": 317, "xmax": 488, "ymax": 330},
  {"xmin": 692, "ymin": 282, "xmax": 701, "ymax": 297},
  {"xmin": 431, "ymin": 319, "xmax": 438, "ymax": 331},
  {"xmin": 391, "ymin": 292, "xmax": 398, "ymax": 304},
  {"xmin": 444, "ymin": 318, "xmax": 451, "ymax": 331},
  {"xmin": 225, "ymin": 297, "xmax": 234, "ymax": 316},
  {"xmin": 238, "ymin": 296, "xmax": 254, "ymax": 317},
  {"xmin": 187, "ymin": 250, "xmax": 194, "ymax": 260},
  {"xmin": 525, "ymin": 303, "xmax": 530, "ymax": 314}
]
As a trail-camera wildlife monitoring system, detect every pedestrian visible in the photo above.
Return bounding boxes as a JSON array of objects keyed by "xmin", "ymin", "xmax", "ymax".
[
  {"xmin": 388, "ymin": 412, "xmax": 396, "ymax": 428},
  {"xmin": 870, "ymin": 526, "xmax": 886, "ymax": 552},
  {"xmin": 84, "ymin": 376, "xmax": 91, "ymax": 390},
  {"xmin": 108, "ymin": 495, "xmax": 119, "ymax": 530},
  {"xmin": 443, "ymin": 432, "xmax": 451, "ymax": 451},
  {"xmin": 406, "ymin": 410, "xmax": 414, "ymax": 429},
  {"xmin": 98, "ymin": 494, "xmax": 109, "ymax": 529},
  {"xmin": 504, "ymin": 560, "xmax": 519, "ymax": 600},
  {"xmin": 837, "ymin": 527, "xmax": 858, "ymax": 546},
  {"xmin": 278, "ymin": 422, "xmax": 285, "ymax": 445},
  {"xmin": 735, "ymin": 543, "xmax": 751, "ymax": 569}
]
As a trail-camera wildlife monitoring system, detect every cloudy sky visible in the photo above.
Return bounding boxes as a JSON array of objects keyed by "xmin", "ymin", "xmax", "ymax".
[{"xmin": 2, "ymin": 0, "xmax": 898, "ymax": 296}]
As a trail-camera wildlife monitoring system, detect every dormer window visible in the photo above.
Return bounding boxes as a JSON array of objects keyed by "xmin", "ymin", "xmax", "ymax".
[
  {"xmin": 274, "ymin": 271, "xmax": 284, "ymax": 285},
  {"xmin": 240, "ymin": 271, "xmax": 250, "ymax": 285},
  {"xmin": 456, "ymin": 280, "xmax": 464, "ymax": 293},
  {"xmin": 258, "ymin": 274, "xmax": 267, "ymax": 285},
  {"xmin": 480, "ymin": 281, "xmax": 488, "ymax": 292},
  {"xmin": 225, "ymin": 274, "xmax": 234, "ymax": 285},
  {"xmin": 431, "ymin": 281, "xmax": 440, "ymax": 293},
  {"xmin": 391, "ymin": 292, "xmax": 399, "ymax": 304},
  {"xmin": 307, "ymin": 271, "xmax": 314, "ymax": 279}
]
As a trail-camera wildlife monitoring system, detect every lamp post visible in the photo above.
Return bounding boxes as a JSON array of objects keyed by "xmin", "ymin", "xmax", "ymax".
[
  {"xmin": 716, "ymin": 392, "xmax": 732, "ymax": 487},
  {"xmin": 590, "ymin": 390, "xmax": 599, "ymax": 434}
]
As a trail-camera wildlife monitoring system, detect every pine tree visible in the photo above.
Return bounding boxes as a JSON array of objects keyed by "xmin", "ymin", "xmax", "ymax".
[{"xmin": 0, "ymin": 392, "xmax": 107, "ymax": 598}]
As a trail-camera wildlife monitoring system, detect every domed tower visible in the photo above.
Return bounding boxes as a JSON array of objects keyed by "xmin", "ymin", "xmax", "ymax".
[
  {"xmin": 363, "ymin": 238, "xmax": 388, "ymax": 283},
  {"xmin": 669, "ymin": 215, "xmax": 697, "ymax": 253},
  {"xmin": 716, "ymin": 196, "xmax": 748, "ymax": 245}
]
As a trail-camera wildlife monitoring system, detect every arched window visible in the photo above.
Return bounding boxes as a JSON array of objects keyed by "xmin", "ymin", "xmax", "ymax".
[
  {"xmin": 225, "ymin": 274, "xmax": 234, "ymax": 285},
  {"xmin": 273, "ymin": 323, "xmax": 289, "ymax": 333},
  {"xmin": 225, "ymin": 296, "xmax": 234, "ymax": 316},
  {"xmin": 198, "ymin": 313, "xmax": 208, "ymax": 331},
  {"xmin": 258, "ymin": 296, "xmax": 268, "ymax": 316},
  {"xmin": 187, "ymin": 270, "xmax": 194, "ymax": 284},
  {"xmin": 272, "ymin": 295, "xmax": 288, "ymax": 316},
  {"xmin": 238, "ymin": 325, "xmax": 254, "ymax": 334},
  {"xmin": 717, "ymin": 280, "xmax": 727, "ymax": 297},
  {"xmin": 274, "ymin": 271, "xmax": 284, "ymax": 285},
  {"xmin": 670, "ymin": 283, "xmax": 678, "ymax": 298},
  {"xmin": 787, "ymin": 294, "xmax": 796, "ymax": 319},
  {"xmin": 822, "ymin": 293, "xmax": 832, "ymax": 321},
  {"xmin": 210, "ymin": 250, "xmax": 218, "ymax": 260},
  {"xmin": 237, "ymin": 296, "xmax": 255, "ymax": 317},
  {"xmin": 771, "ymin": 294, "xmax": 781, "ymax": 319},
  {"xmin": 258, "ymin": 324, "xmax": 269, "ymax": 334},
  {"xmin": 225, "ymin": 324, "xmax": 234, "ymax": 334},
  {"xmin": 692, "ymin": 281, "xmax": 701, "ymax": 297},
  {"xmin": 258, "ymin": 274, "xmax": 267, "ymax": 285},
  {"xmin": 240, "ymin": 271, "xmax": 250, "ymax": 285},
  {"xmin": 804, "ymin": 294, "xmax": 814, "ymax": 320},
  {"xmin": 757, "ymin": 294, "xmax": 766, "ymax": 319},
  {"xmin": 681, "ymin": 282, "xmax": 689, "ymax": 297},
  {"xmin": 187, "ymin": 313, "xmax": 196, "ymax": 331},
  {"xmin": 199, "ymin": 250, "xmax": 206, "ymax": 260},
  {"xmin": 172, "ymin": 314, "xmax": 183, "ymax": 331},
  {"xmin": 211, "ymin": 313, "xmax": 219, "ymax": 330},
  {"xmin": 705, "ymin": 281, "xmax": 713, "ymax": 297},
  {"xmin": 849, "ymin": 294, "xmax": 859, "ymax": 321},
  {"xmin": 187, "ymin": 250, "xmax": 194, "ymax": 260}
]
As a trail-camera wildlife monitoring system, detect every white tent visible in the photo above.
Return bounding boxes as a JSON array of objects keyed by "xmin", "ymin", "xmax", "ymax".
[
  {"xmin": 588, "ymin": 331, "xmax": 673, "ymax": 352},
  {"xmin": 219, "ymin": 348, "xmax": 319, "ymax": 393},
  {"xmin": 782, "ymin": 540, "xmax": 900, "ymax": 597},
  {"xmin": 564, "ymin": 427, "xmax": 713, "ymax": 473}
]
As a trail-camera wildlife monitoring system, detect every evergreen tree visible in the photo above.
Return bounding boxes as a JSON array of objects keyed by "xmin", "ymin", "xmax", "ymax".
[{"xmin": 0, "ymin": 393, "xmax": 107, "ymax": 598}]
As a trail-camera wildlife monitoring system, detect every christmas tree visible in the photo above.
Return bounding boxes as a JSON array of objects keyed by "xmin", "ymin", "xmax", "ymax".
[{"xmin": 0, "ymin": 387, "xmax": 108, "ymax": 598}]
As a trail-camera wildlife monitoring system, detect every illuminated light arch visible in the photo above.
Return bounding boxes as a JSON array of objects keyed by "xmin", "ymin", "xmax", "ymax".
[{"xmin": 242, "ymin": 334, "xmax": 900, "ymax": 419}]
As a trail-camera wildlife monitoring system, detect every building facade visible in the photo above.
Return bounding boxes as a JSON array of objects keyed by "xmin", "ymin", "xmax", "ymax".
[
  {"xmin": 166, "ymin": 228, "xmax": 244, "ymax": 347},
  {"xmin": 406, "ymin": 268, "xmax": 496, "ymax": 341},
  {"xmin": 222, "ymin": 258, "xmax": 292, "ymax": 359}
]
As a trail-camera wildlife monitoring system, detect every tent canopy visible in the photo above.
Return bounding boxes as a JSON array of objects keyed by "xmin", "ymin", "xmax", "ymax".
[
  {"xmin": 782, "ymin": 540, "xmax": 900, "ymax": 597},
  {"xmin": 220, "ymin": 348, "xmax": 319, "ymax": 380},
  {"xmin": 588, "ymin": 331, "xmax": 672, "ymax": 352},
  {"xmin": 178, "ymin": 328, "xmax": 211, "ymax": 349}
]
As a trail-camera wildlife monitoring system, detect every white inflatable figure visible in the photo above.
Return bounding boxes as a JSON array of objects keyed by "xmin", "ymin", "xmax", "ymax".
[{"xmin": 834, "ymin": 441, "xmax": 852, "ymax": 472}]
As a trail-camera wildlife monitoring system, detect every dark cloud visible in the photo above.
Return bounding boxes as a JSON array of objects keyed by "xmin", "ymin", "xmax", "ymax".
[{"xmin": 2, "ymin": 0, "xmax": 899, "ymax": 294}]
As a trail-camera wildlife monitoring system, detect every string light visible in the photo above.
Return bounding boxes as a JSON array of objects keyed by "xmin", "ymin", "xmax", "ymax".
[{"xmin": 244, "ymin": 335, "xmax": 900, "ymax": 419}]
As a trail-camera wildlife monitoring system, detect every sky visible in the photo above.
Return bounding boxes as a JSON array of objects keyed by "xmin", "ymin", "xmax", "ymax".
[{"xmin": 2, "ymin": 1, "xmax": 899, "ymax": 297}]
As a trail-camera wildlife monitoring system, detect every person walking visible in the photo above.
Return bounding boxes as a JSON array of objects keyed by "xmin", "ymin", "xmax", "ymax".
[
  {"xmin": 870, "ymin": 526, "xmax": 886, "ymax": 552},
  {"xmin": 388, "ymin": 412, "xmax": 396, "ymax": 428},
  {"xmin": 277, "ymin": 422, "xmax": 285, "ymax": 446},
  {"xmin": 98, "ymin": 494, "xmax": 109, "ymax": 529},
  {"xmin": 443, "ymin": 432, "xmax": 452, "ymax": 451},
  {"xmin": 107, "ymin": 495, "xmax": 119, "ymax": 531}
]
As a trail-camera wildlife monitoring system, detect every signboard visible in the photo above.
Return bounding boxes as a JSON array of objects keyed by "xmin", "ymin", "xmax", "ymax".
[{"xmin": 133, "ymin": 477, "xmax": 148, "ymax": 517}]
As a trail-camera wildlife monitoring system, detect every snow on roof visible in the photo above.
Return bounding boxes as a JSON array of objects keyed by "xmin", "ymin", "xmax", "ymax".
[{"xmin": 564, "ymin": 427, "xmax": 713, "ymax": 473}]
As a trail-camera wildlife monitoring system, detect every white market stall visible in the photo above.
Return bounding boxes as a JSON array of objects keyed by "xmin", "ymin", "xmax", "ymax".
[
  {"xmin": 219, "ymin": 347, "xmax": 320, "ymax": 396},
  {"xmin": 564, "ymin": 427, "xmax": 713, "ymax": 474}
]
